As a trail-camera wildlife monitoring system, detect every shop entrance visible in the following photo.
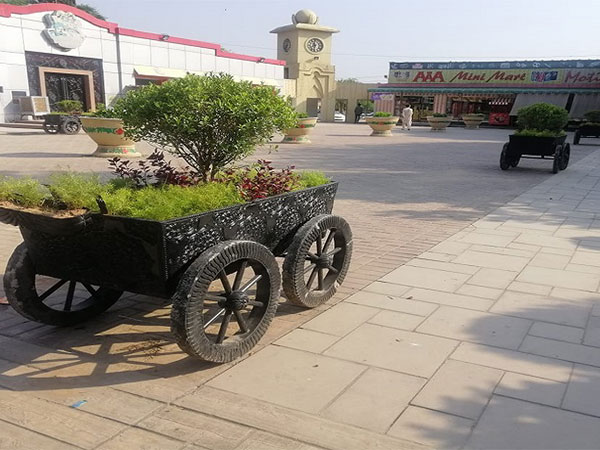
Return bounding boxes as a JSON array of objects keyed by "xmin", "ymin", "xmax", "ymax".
[
  {"xmin": 306, "ymin": 98, "xmax": 320, "ymax": 118},
  {"xmin": 39, "ymin": 67, "xmax": 95, "ymax": 111}
]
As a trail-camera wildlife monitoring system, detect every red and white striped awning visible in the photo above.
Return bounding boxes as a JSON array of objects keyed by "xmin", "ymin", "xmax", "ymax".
[{"xmin": 489, "ymin": 97, "xmax": 515, "ymax": 106}]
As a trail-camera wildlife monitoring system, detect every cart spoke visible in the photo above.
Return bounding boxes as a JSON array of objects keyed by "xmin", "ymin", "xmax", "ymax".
[
  {"xmin": 323, "ymin": 230, "xmax": 336, "ymax": 253},
  {"xmin": 306, "ymin": 267, "xmax": 318, "ymax": 290},
  {"xmin": 216, "ymin": 310, "xmax": 232, "ymax": 344},
  {"xmin": 38, "ymin": 279, "xmax": 68, "ymax": 301},
  {"xmin": 304, "ymin": 263, "xmax": 316, "ymax": 274},
  {"xmin": 327, "ymin": 247, "xmax": 342, "ymax": 257},
  {"xmin": 316, "ymin": 235, "xmax": 323, "ymax": 254},
  {"xmin": 232, "ymin": 260, "xmax": 248, "ymax": 291},
  {"xmin": 317, "ymin": 268, "xmax": 324, "ymax": 290},
  {"xmin": 234, "ymin": 310, "xmax": 249, "ymax": 333},
  {"xmin": 82, "ymin": 283, "xmax": 98, "ymax": 297},
  {"xmin": 63, "ymin": 281, "xmax": 76, "ymax": 312},
  {"xmin": 247, "ymin": 300, "xmax": 264, "ymax": 308},
  {"xmin": 205, "ymin": 293, "xmax": 226, "ymax": 302},
  {"xmin": 240, "ymin": 275, "xmax": 262, "ymax": 293},
  {"xmin": 204, "ymin": 308, "xmax": 226, "ymax": 329},
  {"xmin": 327, "ymin": 265, "xmax": 339, "ymax": 274},
  {"xmin": 219, "ymin": 271, "xmax": 232, "ymax": 294}
]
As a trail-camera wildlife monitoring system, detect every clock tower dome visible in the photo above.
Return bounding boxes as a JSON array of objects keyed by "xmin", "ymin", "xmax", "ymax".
[{"xmin": 270, "ymin": 10, "xmax": 339, "ymax": 121}]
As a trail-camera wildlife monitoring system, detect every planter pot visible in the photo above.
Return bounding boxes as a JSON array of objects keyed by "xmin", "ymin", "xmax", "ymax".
[
  {"xmin": 427, "ymin": 116, "xmax": 452, "ymax": 131},
  {"xmin": 462, "ymin": 114, "xmax": 485, "ymax": 129},
  {"xmin": 365, "ymin": 116, "xmax": 399, "ymax": 136},
  {"xmin": 80, "ymin": 117, "xmax": 141, "ymax": 158},
  {"xmin": 282, "ymin": 117, "xmax": 318, "ymax": 144},
  {"xmin": 0, "ymin": 182, "xmax": 352, "ymax": 363}
]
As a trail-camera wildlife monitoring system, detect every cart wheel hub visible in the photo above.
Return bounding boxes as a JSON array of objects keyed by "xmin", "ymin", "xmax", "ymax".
[
  {"xmin": 224, "ymin": 291, "xmax": 249, "ymax": 311},
  {"xmin": 316, "ymin": 254, "xmax": 333, "ymax": 269}
]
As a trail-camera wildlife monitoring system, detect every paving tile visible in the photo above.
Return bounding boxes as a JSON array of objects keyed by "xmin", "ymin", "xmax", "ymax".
[
  {"xmin": 507, "ymin": 281, "xmax": 552, "ymax": 296},
  {"xmin": 457, "ymin": 231, "xmax": 515, "ymax": 247},
  {"xmin": 520, "ymin": 335, "xmax": 600, "ymax": 367},
  {"xmin": 388, "ymin": 406, "xmax": 474, "ymax": 450},
  {"xmin": 302, "ymin": 303, "xmax": 380, "ymax": 337},
  {"xmin": 138, "ymin": 406, "xmax": 252, "ymax": 450},
  {"xmin": 207, "ymin": 346, "xmax": 365, "ymax": 414},
  {"xmin": 495, "ymin": 372, "xmax": 566, "ymax": 407},
  {"xmin": 573, "ymin": 251, "xmax": 600, "ymax": 271},
  {"xmin": 563, "ymin": 364, "xmax": 600, "ymax": 417},
  {"xmin": 322, "ymin": 368, "xmax": 425, "ymax": 432},
  {"xmin": 539, "ymin": 246, "xmax": 574, "ymax": 256},
  {"xmin": 235, "ymin": 431, "xmax": 321, "ymax": 450},
  {"xmin": 429, "ymin": 241, "xmax": 471, "ymax": 255},
  {"xmin": 413, "ymin": 251, "xmax": 455, "ymax": 262},
  {"xmin": 550, "ymin": 287, "xmax": 600, "ymax": 303},
  {"xmin": 491, "ymin": 291, "xmax": 591, "ymax": 328},
  {"xmin": 584, "ymin": 316, "xmax": 600, "ymax": 347},
  {"xmin": 515, "ymin": 233, "xmax": 577, "ymax": 250},
  {"xmin": 453, "ymin": 250, "xmax": 529, "ymax": 271},
  {"xmin": 380, "ymin": 265, "xmax": 471, "ymax": 292},
  {"xmin": 529, "ymin": 322, "xmax": 584, "ymax": 344},
  {"xmin": 404, "ymin": 288, "xmax": 494, "ymax": 311},
  {"xmin": 362, "ymin": 281, "xmax": 411, "ymax": 297},
  {"xmin": 417, "ymin": 306, "xmax": 531, "ymax": 349},
  {"xmin": 412, "ymin": 360, "xmax": 502, "ymax": 419},
  {"xmin": 464, "ymin": 396, "xmax": 600, "ymax": 450},
  {"xmin": 529, "ymin": 253, "xmax": 571, "ymax": 269},
  {"xmin": 325, "ymin": 323, "xmax": 457, "ymax": 377},
  {"xmin": 368, "ymin": 310, "xmax": 425, "ymax": 331},
  {"xmin": 455, "ymin": 284, "xmax": 503, "ymax": 300},
  {"xmin": 466, "ymin": 268, "xmax": 519, "ymax": 289},
  {"xmin": 176, "ymin": 386, "xmax": 426, "ymax": 450},
  {"xmin": 517, "ymin": 266, "xmax": 600, "ymax": 291},
  {"xmin": 0, "ymin": 420, "xmax": 79, "ymax": 450},
  {"xmin": 345, "ymin": 291, "xmax": 438, "ymax": 317},
  {"xmin": 451, "ymin": 342, "xmax": 572, "ymax": 382},
  {"xmin": 275, "ymin": 328, "xmax": 340, "ymax": 353},
  {"xmin": 96, "ymin": 428, "xmax": 185, "ymax": 450},
  {"xmin": 406, "ymin": 258, "xmax": 479, "ymax": 274}
]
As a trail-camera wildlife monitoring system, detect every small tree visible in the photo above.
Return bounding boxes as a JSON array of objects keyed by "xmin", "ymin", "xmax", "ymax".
[
  {"xmin": 115, "ymin": 74, "xmax": 297, "ymax": 182},
  {"xmin": 517, "ymin": 103, "xmax": 568, "ymax": 133}
]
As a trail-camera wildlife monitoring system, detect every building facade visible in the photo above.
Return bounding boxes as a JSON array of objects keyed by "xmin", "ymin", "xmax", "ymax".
[
  {"xmin": 370, "ymin": 60, "xmax": 600, "ymax": 124},
  {"xmin": 0, "ymin": 3, "xmax": 285, "ymax": 122}
]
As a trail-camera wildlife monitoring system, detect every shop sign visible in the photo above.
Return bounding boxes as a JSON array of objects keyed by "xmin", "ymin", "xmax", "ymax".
[
  {"xmin": 370, "ymin": 93, "xmax": 395, "ymax": 101},
  {"xmin": 388, "ymin": 68, "xmax": 600, "ymax": 88}
]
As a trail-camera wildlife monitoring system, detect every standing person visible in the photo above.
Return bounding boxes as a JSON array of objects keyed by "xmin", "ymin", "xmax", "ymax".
[
  {"xmin": 402, "ymin": 104, "xmax": 413, "ymax": 130},
  {"xmin": 354, "ymin": 103, "xmax": 364, "ymax": 123}
]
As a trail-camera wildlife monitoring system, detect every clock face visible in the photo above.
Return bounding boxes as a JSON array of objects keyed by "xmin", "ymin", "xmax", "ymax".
[
  {"xmin": 282, "ymin": 38, "xmax": 291, "ymax": 53},
  {"xmin": 305, "ymin": 37, "xmax": 324, "ymax": 53}
]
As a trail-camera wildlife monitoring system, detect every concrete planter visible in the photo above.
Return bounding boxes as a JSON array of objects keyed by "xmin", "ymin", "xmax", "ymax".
[
  {"xmin": 427, "ymin": 116, "xmax": 452, "ymax": 131},
  {"xmin": 462, "ymin": 114, "xmax": 485, "ymax": 129},
  {"xmin": 365, "ymin": 116, "xmax": 399, "ymax": 136},
  {"xmin": 282, "ymin": 117, "xmax": 318, "ymax": 144},
  {"xmin": 80, "ymin": 117, "xmax": 141, "ymax": 158}
]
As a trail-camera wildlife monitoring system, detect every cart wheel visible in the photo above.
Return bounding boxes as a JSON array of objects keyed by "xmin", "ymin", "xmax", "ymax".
[
  {"xmin": 282, "ymin": 215, "xmax": 352, "ymax": 308},
  {"xmin": 552, "ymin": 144, "xmax": 561, "ymax": 174},
  {"xmin": 574, "ymin": 130, "xmax": 581, "ymax": 145},
  {"xmin": 500, "ymin": 143, "xmax": 510, "ymax": 170},
  {"xmin": 60, "ymin": 118, "xmax": 81, "ymax": 135},
  {"xmin": 559, "ymin": 143, "xmax": 570, "ymax": 170},
  {"xmin": 43, "ymin": 123, "xmax": 58, "ymax": 134},
  {"xmin": 3, "ymin": 243, "xmax": 123, "ymax": 326},
  {"xmin": 171, "ymin": 240, "xmax": 280, "ymax": 363},
  {"xmin": 510, "ymin": 155, "xmax": 521, "ymax": 168}
]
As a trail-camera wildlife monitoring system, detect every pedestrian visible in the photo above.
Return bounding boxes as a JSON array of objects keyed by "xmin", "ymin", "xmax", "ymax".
[
  {"xmin": 402, "ymin": 104, "xmax": 413, "ymax": 130},
  {"xmin": 354, "ymin": 103, "xmax": 364, "ymax": 124}
]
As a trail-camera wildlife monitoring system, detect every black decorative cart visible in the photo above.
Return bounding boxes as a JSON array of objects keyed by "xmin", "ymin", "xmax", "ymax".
[
  {"xmin": 500, "ymin": 135, "xmax": 570, "ymax": 174},
  {"xmin": 43, "ymin": 114, "xmax": 82, "ymax": 135},
  {"xmin": 574, "ymin": 124, "xmax": 600, "ymax": 145},
  {"xmin": 1, "ymin": 183, "xmax": 352, "ymax": 363}
]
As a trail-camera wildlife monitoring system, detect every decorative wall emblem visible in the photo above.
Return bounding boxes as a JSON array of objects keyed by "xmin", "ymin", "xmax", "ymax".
[{"xmin": 43, "ymin": 11, "xmax": 85, "ymax": 50}]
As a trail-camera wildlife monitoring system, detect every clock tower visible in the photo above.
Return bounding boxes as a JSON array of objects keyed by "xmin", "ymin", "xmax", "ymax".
[{"xmin": 270, "ymin": 9, "xmax": 339, "ymax": 121}]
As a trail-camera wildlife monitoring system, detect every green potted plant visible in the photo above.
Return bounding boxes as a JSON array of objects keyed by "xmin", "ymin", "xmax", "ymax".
[
  {"xmin": 80, "ymin": 104, "xmax": 141, "ymax": 158},
  {"xmin": 43, "ymin": 100, "xmax": 83, "ymax": 135},
  {"xmin": 462, "ymin": 113, "xmax": 485, "ymax": 129},
  {"xmin": 427, "ymin": 113, "xmax": 452, "ymax": 130},
  {"xmin": 0, "ymin": 74, "xmax": 354, "ymax": 364},
  {"xmin": 365, "ymin": 111, "xmax": 400, "ymax": 136},
  {"xmin": 500, "ymin": 103, "xmax": 569, "ymax": 173},
  {"xmin": 574, "ymin": 110, "xmax": 600, "ymax": 145},
  {"xmin": 282, "ymin": 112, "xmax": 318, "ymax": 144}
]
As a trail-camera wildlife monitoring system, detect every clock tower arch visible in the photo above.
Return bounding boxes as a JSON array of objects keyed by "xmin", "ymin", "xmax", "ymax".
[{"xmin": 270, "ymin": 9, "xmax": 339, "ymax": 122}]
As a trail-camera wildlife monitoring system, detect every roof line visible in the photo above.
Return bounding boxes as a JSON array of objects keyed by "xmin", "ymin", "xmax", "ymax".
[{"xmin": 0, "ymin": 3, "xmax": 285, "ymax": 66}]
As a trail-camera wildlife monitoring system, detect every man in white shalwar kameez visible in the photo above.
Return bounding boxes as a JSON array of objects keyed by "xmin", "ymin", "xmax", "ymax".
[{"xmin": 402, "ymin": 104, "xmax": 413, "ymax": 130}]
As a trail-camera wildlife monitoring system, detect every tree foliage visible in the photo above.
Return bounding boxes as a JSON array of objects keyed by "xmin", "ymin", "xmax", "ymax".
[
  {"xmin": 517, "ymin": 103, "xmax": 568, "ymax": 132},
  {"xmin": 114, "ymin": 74, "xmax": 297, "ymax": 182}
]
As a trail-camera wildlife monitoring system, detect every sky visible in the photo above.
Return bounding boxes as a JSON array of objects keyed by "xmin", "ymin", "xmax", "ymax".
[{"xmin": 84, "ymin": 0, "xmax": 600, "ymax": 83}]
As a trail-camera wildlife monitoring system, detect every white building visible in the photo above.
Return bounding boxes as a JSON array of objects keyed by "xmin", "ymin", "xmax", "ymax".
[{"xmin": 0, "ymin": 3, "xmax": 285, "ymax": 122}]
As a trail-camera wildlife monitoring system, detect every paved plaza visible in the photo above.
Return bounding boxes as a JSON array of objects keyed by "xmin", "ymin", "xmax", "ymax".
[{"xmin": 1, "ymin": 124, "xmax": 600, "ymax": 449}]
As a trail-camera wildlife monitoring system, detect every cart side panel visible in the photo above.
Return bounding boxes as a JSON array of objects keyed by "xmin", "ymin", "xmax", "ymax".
[
  {"xmin": 22, "ymin": 217, "xmax": 170, "ymax": 297},
  {"xmin": 163, "ymin": 182, "xmax": 338, "ymax": 279},
  {"xmin": 508, "ymin": 134, "xmax": 567, "ymax": 157}
]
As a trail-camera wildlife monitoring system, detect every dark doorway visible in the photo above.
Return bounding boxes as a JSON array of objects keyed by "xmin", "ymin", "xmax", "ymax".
[{"xmin": 45, "ymin": 72, "xmax": 88, "ymax": 111}]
